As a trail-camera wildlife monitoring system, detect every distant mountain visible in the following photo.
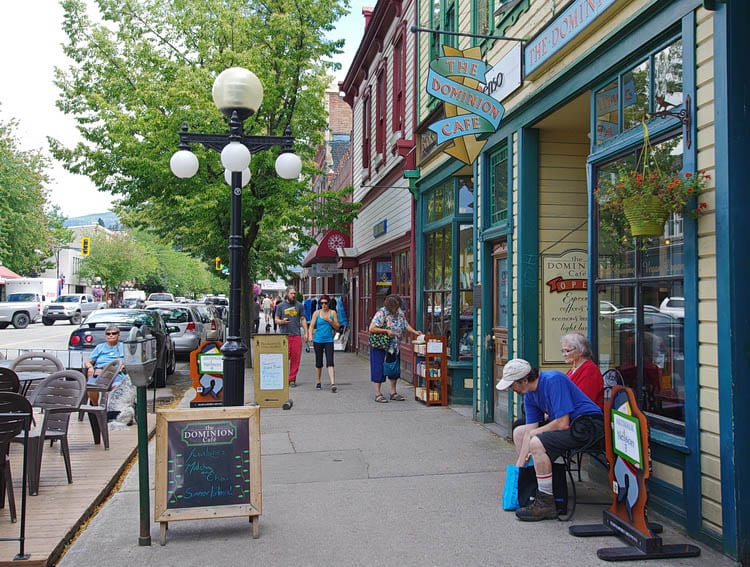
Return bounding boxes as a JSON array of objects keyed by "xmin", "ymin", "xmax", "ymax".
[{"xmin": 64, "ymin": 212, "xmax": 121, "ymax": 230}]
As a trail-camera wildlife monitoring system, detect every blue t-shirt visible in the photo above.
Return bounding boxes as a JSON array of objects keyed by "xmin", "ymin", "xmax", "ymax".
[
  {"xmin": 89, "ymin": 342, "xmax": 126, "ymax": 384},
  {"xmin": 524, "ymin": 370, "xmax": 602, "ymax": 424},
  {"xmin": 312, "ymin": 311, "xmax": 336, "ymax": 343}
]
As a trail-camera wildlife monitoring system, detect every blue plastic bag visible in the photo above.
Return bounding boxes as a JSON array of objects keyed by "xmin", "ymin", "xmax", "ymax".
[{"xmin": 502, "ymin": 464, "xmax": 521, "ymax": 510}]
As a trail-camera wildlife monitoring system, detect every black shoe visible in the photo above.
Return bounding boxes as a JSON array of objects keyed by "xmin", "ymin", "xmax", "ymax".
[
  {"xmin": 315, "ymin": 383, "xmax": 321, "ymax": 390},
  {"xmin": 331, "ymin": 385, "xmax": 337, "ymax": 393}
]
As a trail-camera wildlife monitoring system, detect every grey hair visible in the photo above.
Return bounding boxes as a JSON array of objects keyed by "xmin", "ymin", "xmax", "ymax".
[{"xmin": 561, "ymin": 332, "xmax": 593, "ymax": 359}]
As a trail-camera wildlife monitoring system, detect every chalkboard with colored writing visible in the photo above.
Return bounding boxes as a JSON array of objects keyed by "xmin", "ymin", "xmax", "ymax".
[{"xmin": 155, "ymin": 406, "xmax": 262, "ymax": 542}]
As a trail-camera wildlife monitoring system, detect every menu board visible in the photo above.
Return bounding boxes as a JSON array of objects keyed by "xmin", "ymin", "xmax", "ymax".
[
  {"xmin": 165, "ymin": 419, "xmax": 250, "ymax": 508},
  {"xmin": 155, "ymin": 407, "xmax": 262, "ymax": 530}
]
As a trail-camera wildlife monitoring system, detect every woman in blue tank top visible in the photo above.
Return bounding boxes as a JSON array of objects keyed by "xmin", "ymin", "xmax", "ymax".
[{"xmin": 307, "ymin": 294, "xmax": 341, "ymax": 392}]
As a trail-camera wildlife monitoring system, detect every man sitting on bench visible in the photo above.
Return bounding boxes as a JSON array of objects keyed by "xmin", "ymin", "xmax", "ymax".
[{"xmin": 497, "ymin": 358, "xmax": 604, "ymax": 521}]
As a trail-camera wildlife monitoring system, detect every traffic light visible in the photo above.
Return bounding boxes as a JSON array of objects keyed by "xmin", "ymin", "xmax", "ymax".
[
  {"xmin": 215, "ymin": 257, "xmax": 221, "ymax": 270},
  {"xmin": 81, "ymin": 237, "xmax": 91, "ymax": 256}
]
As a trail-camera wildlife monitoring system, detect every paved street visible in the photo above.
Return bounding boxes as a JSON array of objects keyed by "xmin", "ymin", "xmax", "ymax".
[{"xmin": 52, "ymin": 347, "xmax": 736, "ymax": 567}]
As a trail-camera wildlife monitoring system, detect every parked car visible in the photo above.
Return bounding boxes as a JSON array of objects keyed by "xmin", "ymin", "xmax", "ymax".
[
  {"xmin": 0, "ymin": 292, "xmax": 44, "ymax": 329},
  {"xmin": 146, "ymin": 303, "xmax": 207, "ymax": 355},
  {"xmin": 204, "ymin": 296, "xmax": 229, "ymax": 319},
  {"xmin": 598, "ymin": 300, "xmax": 622, "ymax": 314},
  {"xmin": 192, "ymin": 303, "xmax": 225, "ymax": 342},
  {"xmin": 660, "ymin": 296, "xmax": 685, "ymax": 319},
  {"xmin": 145, "ymin": 292, "xmax": 176, "ymax": 305},
  {"xmin": 68, "ymin": 308, "xmax": 177, "ymax": 387},
  {"xmin": 42, "ymin": 294, "xmax": 106, "ymax": 325},
  {"xmin": 121, "ymin": 297, "xmax": 146, "ymax": 309}
]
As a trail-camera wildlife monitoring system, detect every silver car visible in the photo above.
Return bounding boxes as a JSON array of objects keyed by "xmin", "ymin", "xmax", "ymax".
[
  {"xmin": 192, "ymin": 303, "xmax": 225, "ymax": 342},
  {"xmin": 145, "ymin": 303, "xmax": 207, "ymax": 354}
]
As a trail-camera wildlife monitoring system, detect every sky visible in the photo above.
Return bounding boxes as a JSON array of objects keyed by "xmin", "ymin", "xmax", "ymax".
[{"xmin": 0, "ymin": 0, "xmax": 368, "ymax": 219}]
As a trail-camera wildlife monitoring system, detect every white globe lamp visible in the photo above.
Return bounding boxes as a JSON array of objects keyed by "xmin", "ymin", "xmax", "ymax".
[
  {"xmin": 221, "ymin": 142, "xmax": 251, "ymax": 172},
  {"xmin": 170, "ymin": 149, "xmax": 199, "ymax": 178},
  {"xmin": 212, "ymin": 67, "xmax": 264, "ymax": 121},
  {"xmin": 224, "ymin": 168, "xmax": 251, "ymax": 187},
  {"xmin": 275, "ymin": 151, "xmax": 303, "ymax": 180}
]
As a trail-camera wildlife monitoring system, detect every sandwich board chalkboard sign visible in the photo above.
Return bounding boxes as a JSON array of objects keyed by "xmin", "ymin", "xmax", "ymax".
[{"xmin": 154, "ymin": 406, "xmax": 262, "ymax": 544}]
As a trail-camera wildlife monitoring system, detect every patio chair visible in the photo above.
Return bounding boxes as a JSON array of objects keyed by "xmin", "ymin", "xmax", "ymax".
[
  {"xmin": 77, "ymin": 360, "xmax": 124, "ymax": 450},
  {"xmin": 0, "ymin": 393, "xmax": 33, "ymax": 523},
  {"xmin": 11, "ymin": 370, "xmax": 86, "ymax": 496},
  {"xmin": 9, "ymin": 352, "xmax": 65, "ymax": 399},
  {"xmin": 0, "ymin": 368, "xmax": 21, "ymax": 394}
]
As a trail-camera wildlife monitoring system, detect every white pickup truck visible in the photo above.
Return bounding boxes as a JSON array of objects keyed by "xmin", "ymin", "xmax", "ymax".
[
  {"xmin": 0, "ymin": 293, "xmax": 45, "ymax": 329},
  {"xmin": 42, "ymin": 294, "xmax": 106, "ymax": 325}
]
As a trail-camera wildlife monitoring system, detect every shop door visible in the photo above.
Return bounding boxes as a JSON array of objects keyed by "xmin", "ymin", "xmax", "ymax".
[{"xmin": 492, "ymin": 241, "xmax": 510, "ymax": 428}]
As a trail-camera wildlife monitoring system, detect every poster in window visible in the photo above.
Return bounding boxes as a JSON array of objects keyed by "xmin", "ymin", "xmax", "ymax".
[
  {"xmin": 541, "ymin": 249, "xmax": 588, "ymax": 364},
  {"xmin": 376, "ymin": 261, "xmax": 392, "ymax": 286}
]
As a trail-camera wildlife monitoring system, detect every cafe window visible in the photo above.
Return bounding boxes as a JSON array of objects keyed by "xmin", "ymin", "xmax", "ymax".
[
  {"xmin": 423, "ymin": 176, "xmax": 474, "ymax": 360},
  {"xmin": 392, "ymin": 250, "xmax": 411, "ymax": 320},
  {"xmin": 359, "ymin": 262, "xmax": 372, "ymax": 330},
  {"xmin": 474, "ymin": 0, "xmax": 492, "ymax": 38},
  {"xmin": 595, "ymin": 38, "xmax": 682, "ymax": 146},
  {"xmin": 594, "ymin": 133, "xmax": 686, "ymax": 432},
  {"xmin": 489, "ymin": 144, "xmax": 508, "ymax": 225}
]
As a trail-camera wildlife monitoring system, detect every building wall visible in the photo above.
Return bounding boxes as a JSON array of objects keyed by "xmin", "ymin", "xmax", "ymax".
[{"xmin": 694, "ymin": 5, "xmax": 721, "ymax": 534}]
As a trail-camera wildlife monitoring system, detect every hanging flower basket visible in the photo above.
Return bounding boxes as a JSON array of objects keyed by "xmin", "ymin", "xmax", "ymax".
[
  {"xmin": 595, "ymin": 121, "xmax": 710, "ymax": 237},
  {"xmin": 622, "ymin": 195, "xmax": 669, "ymax": 237}
]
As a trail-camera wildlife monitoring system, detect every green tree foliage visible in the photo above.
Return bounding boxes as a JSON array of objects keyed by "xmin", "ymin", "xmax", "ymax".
[
  {"xmin": 78, "ymin": 232, "xmax": 157, "ymax": 294},
  {"xmin": 0, "ymin": 114, "xmax": 53, "ymax": 275},
  {"xmin": 53, "ymin": 0, "xmax": 357, "ymax": 344}
]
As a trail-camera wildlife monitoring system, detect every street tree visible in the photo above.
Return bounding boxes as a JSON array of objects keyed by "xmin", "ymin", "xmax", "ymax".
[
  {"xmin": 0, "ymin": 113, "xmax": 53, "ymax": 275},
  {"xmin": 78, "ymin": 232, "xmax": 157, "ymax": 297},
  {"xmin": 52, "ymin": 0, "xmax": 358, "ymax": 349}
]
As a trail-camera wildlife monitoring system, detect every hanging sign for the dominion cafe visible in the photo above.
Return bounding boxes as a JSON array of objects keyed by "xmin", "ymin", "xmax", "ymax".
[{"xmin": 426, "ymin": 45, "xmax": 517, "ymax": 165}]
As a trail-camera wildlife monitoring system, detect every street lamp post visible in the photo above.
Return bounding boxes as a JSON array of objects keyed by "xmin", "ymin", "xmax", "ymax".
[{"xmin": 170, "ymin": 67, "xmax": 302, "ymax": 406}]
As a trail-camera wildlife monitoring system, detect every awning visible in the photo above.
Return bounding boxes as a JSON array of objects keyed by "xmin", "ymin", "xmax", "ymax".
[
  {"xmin": 302, "ymin": 230, "xmax": 351, "ymax": 267},
  {"xmin": 0, "ymin": 266, "xmax": 21, "ymax": 284}
]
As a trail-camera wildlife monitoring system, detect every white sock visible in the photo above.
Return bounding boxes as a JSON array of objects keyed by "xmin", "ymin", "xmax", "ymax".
[{"xmin": 537, "ymin": 473, "xmax": 553, "ymax": 495}]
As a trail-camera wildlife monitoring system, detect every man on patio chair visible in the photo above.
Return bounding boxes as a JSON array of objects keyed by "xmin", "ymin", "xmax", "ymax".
[{"xmin": 497, "ymin": 358, "xmax": 604, "ymax": 521}]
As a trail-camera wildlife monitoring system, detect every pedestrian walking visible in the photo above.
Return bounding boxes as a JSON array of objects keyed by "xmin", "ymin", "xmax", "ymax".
[
  {"xmin": 252, "ymin": 296, "xmax": 261, "ymax": 334},
  {"xmin": 368, "ymin": 294, "xmax": 421, "ymax": 403},
  {"xmin": 307, "ymin": 294, "xmax": 340, "ymax": 392},
  {"xmin": 275, "ymin": 286, "xmax": 308, "ymax": 387},
  {"xmin": 262, "ymin": 295, "xmax": 272, "ymax": 325}
]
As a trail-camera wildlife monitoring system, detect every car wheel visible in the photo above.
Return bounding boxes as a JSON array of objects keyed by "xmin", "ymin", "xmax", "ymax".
[
  {"xmin": 12, "ymin": 313, "xmax": 30, "ymax": 329},
  {"xmin": 70, "ymin": 312, "xmax": 82, "ymax": 325},
  {"xmin": 42, "ymin": 317, "xmax": 55, "ymax": 326},
  {"xmin": 167, "ymin": 348, "xmax": 176, "ymax": 375}
]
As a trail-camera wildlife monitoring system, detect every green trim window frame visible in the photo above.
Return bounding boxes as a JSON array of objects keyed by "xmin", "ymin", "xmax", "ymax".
[
  {"xmin": 591, "ymin": 34, "xmax": 689, "ymax": 436},
  {"xmin": 429, "ymin": 0, "xmax": 457, "ymax": 109},
  {"xmin": 423, "ymin": 176, "xmax": 474, "ymax": 361},
  {"xmin": 595, "ymin": 38, "xmax": 683, "ymax": 146},
  {"xmin": 489, "ymin": 143, "xmax": 509, "ymax": 226}
]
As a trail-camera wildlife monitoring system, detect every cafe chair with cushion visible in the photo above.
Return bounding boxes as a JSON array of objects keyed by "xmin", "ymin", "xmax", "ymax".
[
  {"xmin": 77, "ymin": 360, "xmax": 124, "ymax": 450},
  {"xmin": 11, "ymin": 370, "xmax": 86, "ymax": 496},
  {"xmin": 0, "ymin": 392, "xmax": 33, "ymax": 523},
  {"xmin": 0, "ymin": 368, "xmax": 21, "ymax": 394}
]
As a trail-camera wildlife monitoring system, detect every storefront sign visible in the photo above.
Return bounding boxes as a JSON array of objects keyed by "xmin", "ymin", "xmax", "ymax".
[
  {"xmin": 541, "ymin": 249, "xmax": 588, "ymax": 363},
  {"xmin": 482, "ymin": 43, "xmax": 523, "ymax": 102},
  {"xmin": 373, "ymin": 219, "xmax": 387, "ymax": 238},
  {"xmin": 376, "ymin": 261, "xmax": 392, "ymax": 286},
  {"xmin": 425, "ymin": 46, "xmax": 505, "ymax": 165},
  {"xmin": 309, "ymin": 263, "xmax": 345, "ymax": 277},
  {"xmin": 524, "ymin": 0, "xmax": 617, "ymax": 75}
]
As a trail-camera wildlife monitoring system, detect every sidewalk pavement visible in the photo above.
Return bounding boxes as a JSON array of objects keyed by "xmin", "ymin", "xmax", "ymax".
[{"xmin": 59, "ymin": 349, "xmax": 735, "ymax": 567}]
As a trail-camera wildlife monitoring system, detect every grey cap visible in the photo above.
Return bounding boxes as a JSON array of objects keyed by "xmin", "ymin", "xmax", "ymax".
[{"xmin": 496, "ymin": 358, "xmax": 532, "ymax": 390}]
